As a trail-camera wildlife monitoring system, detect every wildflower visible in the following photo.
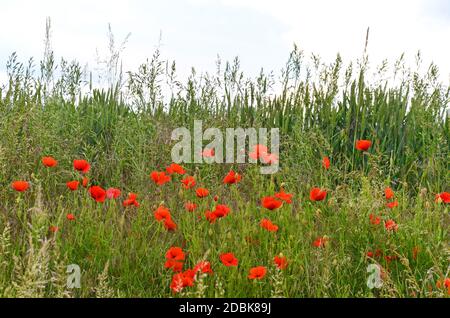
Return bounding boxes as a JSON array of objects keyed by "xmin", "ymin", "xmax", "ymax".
[
  {"xmin": 248, "ymin": 266, "xmax": 267, "ymax": 280},
  {"xmin": 49, "ymin": 226, "xmax": 59, "ymax": 233},
  {"xmin": 194, "ymin": 261, "xmax": 213, "ymax": 275},
  {"xmin": 275, "ymin": 189, "xmax": 293, "ymax": 204},
  {"xmin": 201, "ymin": 148, "xmax": 215, "ymax": 158},
  {"xmin": 66, "ymin": 180, "xmax": 79, "ymax": 191},
  {"xmin": 166, "ymin": 247, "xmax": 185, "ymax": 261},
  {"xmin": 384, "ymin": 219, "xmax": 398, "ymax": 231},
  {"xmin": 274, "ymin": 255, "xmax": 288, "ymax": 270},
  {"xmin": 181, "ymin": 176, "xmax": 196, "ymax": 189},
  {"xmin": 150, "ymin": 171, "xmax": 171, "ymax": 186},
  {"xmin": 384, "ymin": 255, "xmax": 398, "ymax": 263},
  {"xmin": 88, "ymin": 186, "xmax": 106, "ymax": 203},
  {"xmin": 220, "ymin": 253, "xmax": 238, "ymax": 267},
  {"xmin": 82, "ymin": 176, "xmax": 89, "ymax": 188},
  {"xmin": 355, "ymin": 140, "xmax": 372, "ymax": 151},
  {"xmin": 436, "ymin": 278, "xmax": 450, "ymax": 295},
  {"xmin": 170, "ymin": 271, "xmax": 195, "ymax": 293},
  {"xmin": 106, "ymin": 188, "xmax": 121, "ymax": 199},
  {"xmin": 213, "ymin": 195, "xmax": 219, "ymax": 202},
  {"xmin": 384, "ymin": 187, "xmax": 394, "ymax": 200},
  {"xmin": 369, "ymin": 213, "xmax": 381, "ymax": 225},
  {"xmin": 164, "ymin": 218, "xmax": 177, "ymax": 231},
  {"xmin": 261, "ymin": 196, "xmax": 283, "ymax": 210},
  {"xmin": 249, "ymin": 144, "xmax": 268, "ymax": 160},
  {"xmin": 366, "ymin": 251, "xmax": 374, "ymax": 258},
  {"xmin": 435, "ymin": 192, "xmax": 450, "ymax": 204},
  {"xmin": 164, "ymin": 260, "xmax": 184, "ymax": 272},
  {"xmin": 205, "ymin": 210, "xmax": 217, "ymax": 224},
  {"xmin": 154, "ymin": 206, "xmax": 171, "ymax": 221},
  {"xmin": 313, "ymin": 236, "xmax": 328, "ymax": 248},
  {"xmin": 386, "ymin": 201, "xmax": 398, "ymax": 209},
  {"xmin": 310, "ymin": 187, "xmax": 327, "ymax": 201},
  {"xmin": 42, "ymin": 156, "xmax": 57, "ymax": 167},
  {"xmin": 196, "ymin": 187, "xmax": 209, "ymax": 198},
  {"xmin": 223, "ymin": 170, "xmax": 241, "ymax": 184},
  {"xmin": 322, "ymin": 156, "xmax": 330, "ymax": 170},
  {"xmin": 123, "ymin": 193, "xmax": 139, "ymax": 207},
  {"xmin": 166, "ymin": 163, "xmax": 186, "ymax": 175},
  {"xmin": 73, "ymin": 159, "xmax": 90, "ymax": 174},
  {"xmin": 260, "ymin": 218, "xmax": 279, "ymax": 232},
  {"xmin": 185, "ymin": 202, "xmax": 197, "ymax": 212},
  {"xmin": 213, "ymin": 204, "xmax": 230, "ymax": 218},
  {"xmin": 260, "ymin": 152, "xmax": 279, "ymax": 165},
  {"xmin": 66, "ymin": 213, "xmax": 75, "ymax": 221},
  {"xmin": 11, "ymin": 181, "xmax": 29, "ymax": 192}
]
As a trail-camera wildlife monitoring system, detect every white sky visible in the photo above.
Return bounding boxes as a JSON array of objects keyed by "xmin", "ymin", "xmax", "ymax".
[{"xmin": 0, "ymin": 0, "xmax": 449, "ymax": 85}]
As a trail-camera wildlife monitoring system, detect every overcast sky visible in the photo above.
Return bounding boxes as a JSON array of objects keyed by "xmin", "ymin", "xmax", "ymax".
[{"xmin": 0, "ymin": 0, "xmax": 449, "ymax": 85}]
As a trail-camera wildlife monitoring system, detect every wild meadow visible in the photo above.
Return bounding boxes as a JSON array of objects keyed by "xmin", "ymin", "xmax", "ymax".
[{"xmin": 0, "ymin": 28, "xmax": 449, "ymax": 297}]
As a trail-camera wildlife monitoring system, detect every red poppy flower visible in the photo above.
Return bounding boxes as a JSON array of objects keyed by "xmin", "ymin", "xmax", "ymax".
[
  {"xmin": 166, "ymin": 247, "xmax": 185, "ymax": 261},
  {"xmin": 185, "ymin": 202, "xmax": 197, "ymax": 212},
  {"xmin": 66, "ymin": 213, "xmax": 75, "ymax": 221},
  {"xmin": 384, "ymin": 255, "xmax": 398, "ymax": 263},
  {"xmin": 384, "ymin": 219, "xmax": 398, "ymax": 231},
  {"xmin": 223, "ymin": 170, "xmax": 241, "ymax": 184},
  {"xmin": 181, "ymin": 176, "xmax": 196, "ymax": 189},
  {"xmin": 88, "ymin": 186, "xmax": 106, "ymax": 203},
  {"xmin": 248, "ymin": 266, "xmax": 267, "ymax": 280},
  {"xmin": 150, "ymin": 171, "xmax": 171, "ymax": 185},
  {"xmin": 82, "ymin": 176, "xmax": 89, "ymax": 188},
  {"xmin": 249, "ymin": 144, "xmax": 268, "ymax": 160},
  {"xmin": 170, "ymin": 271, "xmax": 195, "ymax": 293},
  {"xmin": 366, "ymin": 251, "xmax": 374, "ymax": 258},
  {"xmin": 154, "ymin": 206, "xmax": 171, "ymax": 221},
  {"xmin": 261, "ymin": 196, "xmax": 283, "ymax": 210},
  {"xmin": 213, "ymin": 195, "xmax": 219, "ymax": 202},
  {"xmin": 220, "ymin": 253, "xmax": 238, "ymax": 267},
  {"xmin": 123, "ymin": 192, "xmax": 139, "ymax": 207},
  {"xmin": 201, "ymin": 148, "xmax": 215, "ymax": 158},
  {"xmin": 196, "ymin": 187, "xmax": 209, "ymax": 198},
  {"xmin": 205, "ymin": 210, "xmax": 217, "ymax": 224},
  {"xmin": 213, "ymin": 204, "xmax": 230, "ymax": 218},
  {"xmin": 275, "ymin": 189, "xmax": 293, "ymax": 204},
  {"xmin": 164, "ymin": 218, "xmax": 177, "ymax": 231},
  {"xmin": 73, "ymin": 159, "xmax": 90, "ymax": 174},
  {"xmin": 260, "ymin": 218, "xmax": 279, "ymax": 232},
  {"xmin": 310, "ymin": 187, "xmax": 327, "ymax": 201},
  {"xmin": 42, "ymin": 156, "xmax": 58, "ymax": 167},
  {"xmin": 274, "ymin": 255, "xmax": 288, "ymax": 270},
  {"xmin": 164, "ymin": 259, "xmax": 184, "ymax": 272},
  {"xmin": 313, "ymin": 236, "xmax": 328, "ymax": 248},
  {"xmin": 11, "ymin": 181, "xmax": 29, "ymax": 192},
  {"xmin": 435, "ymin": 192, "xmax": 450, "ymax": 204},
  {"xmin": 322, "ymin": 156, "xmax": 330, "ymax": 170},
  {"xmin": 49, "ymin": 225, "xmax": 59, "ymax": 233},
  {"xmin": 384, "ymin": 187, "xmax": 394, "ymax": 200},
  {"xmin": 355, "ymin": 140, "xmax": 372, "ymax": 151},
  {"xmin": 369, "ymin": 213, "xmax": 381, "ymax": 225},
  {"xmin": 194, "ymin": 261, "xmax": 213, "ymax": 275},
  {"xmin": 166, "ymin": 163, "xmax": 186, "ymax": 175},
  {"xmin": 260, "ymin": 152, "xmax": 279, "ymax": 165},
  {"xmin": 66, "ymin": 180, "xmax": 79, "ymax": 191},
  {"xmin": 386, "ymin": 200, "xmax": 398, "ymax": 209},
  {"xmin": 106, "ymin": 187, "xmax": 121, "ymax": 199}
]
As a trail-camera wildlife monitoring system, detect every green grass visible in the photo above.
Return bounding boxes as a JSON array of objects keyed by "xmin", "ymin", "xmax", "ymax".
[{"xmin": 0, "ymin": 44, "xmax": 448, "ymax": 298}]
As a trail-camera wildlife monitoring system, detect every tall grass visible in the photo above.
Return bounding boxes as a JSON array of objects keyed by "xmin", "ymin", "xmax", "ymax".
[{"xmin": 0, "ymin": 24, "xmax": 448, "ymax": 297}]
